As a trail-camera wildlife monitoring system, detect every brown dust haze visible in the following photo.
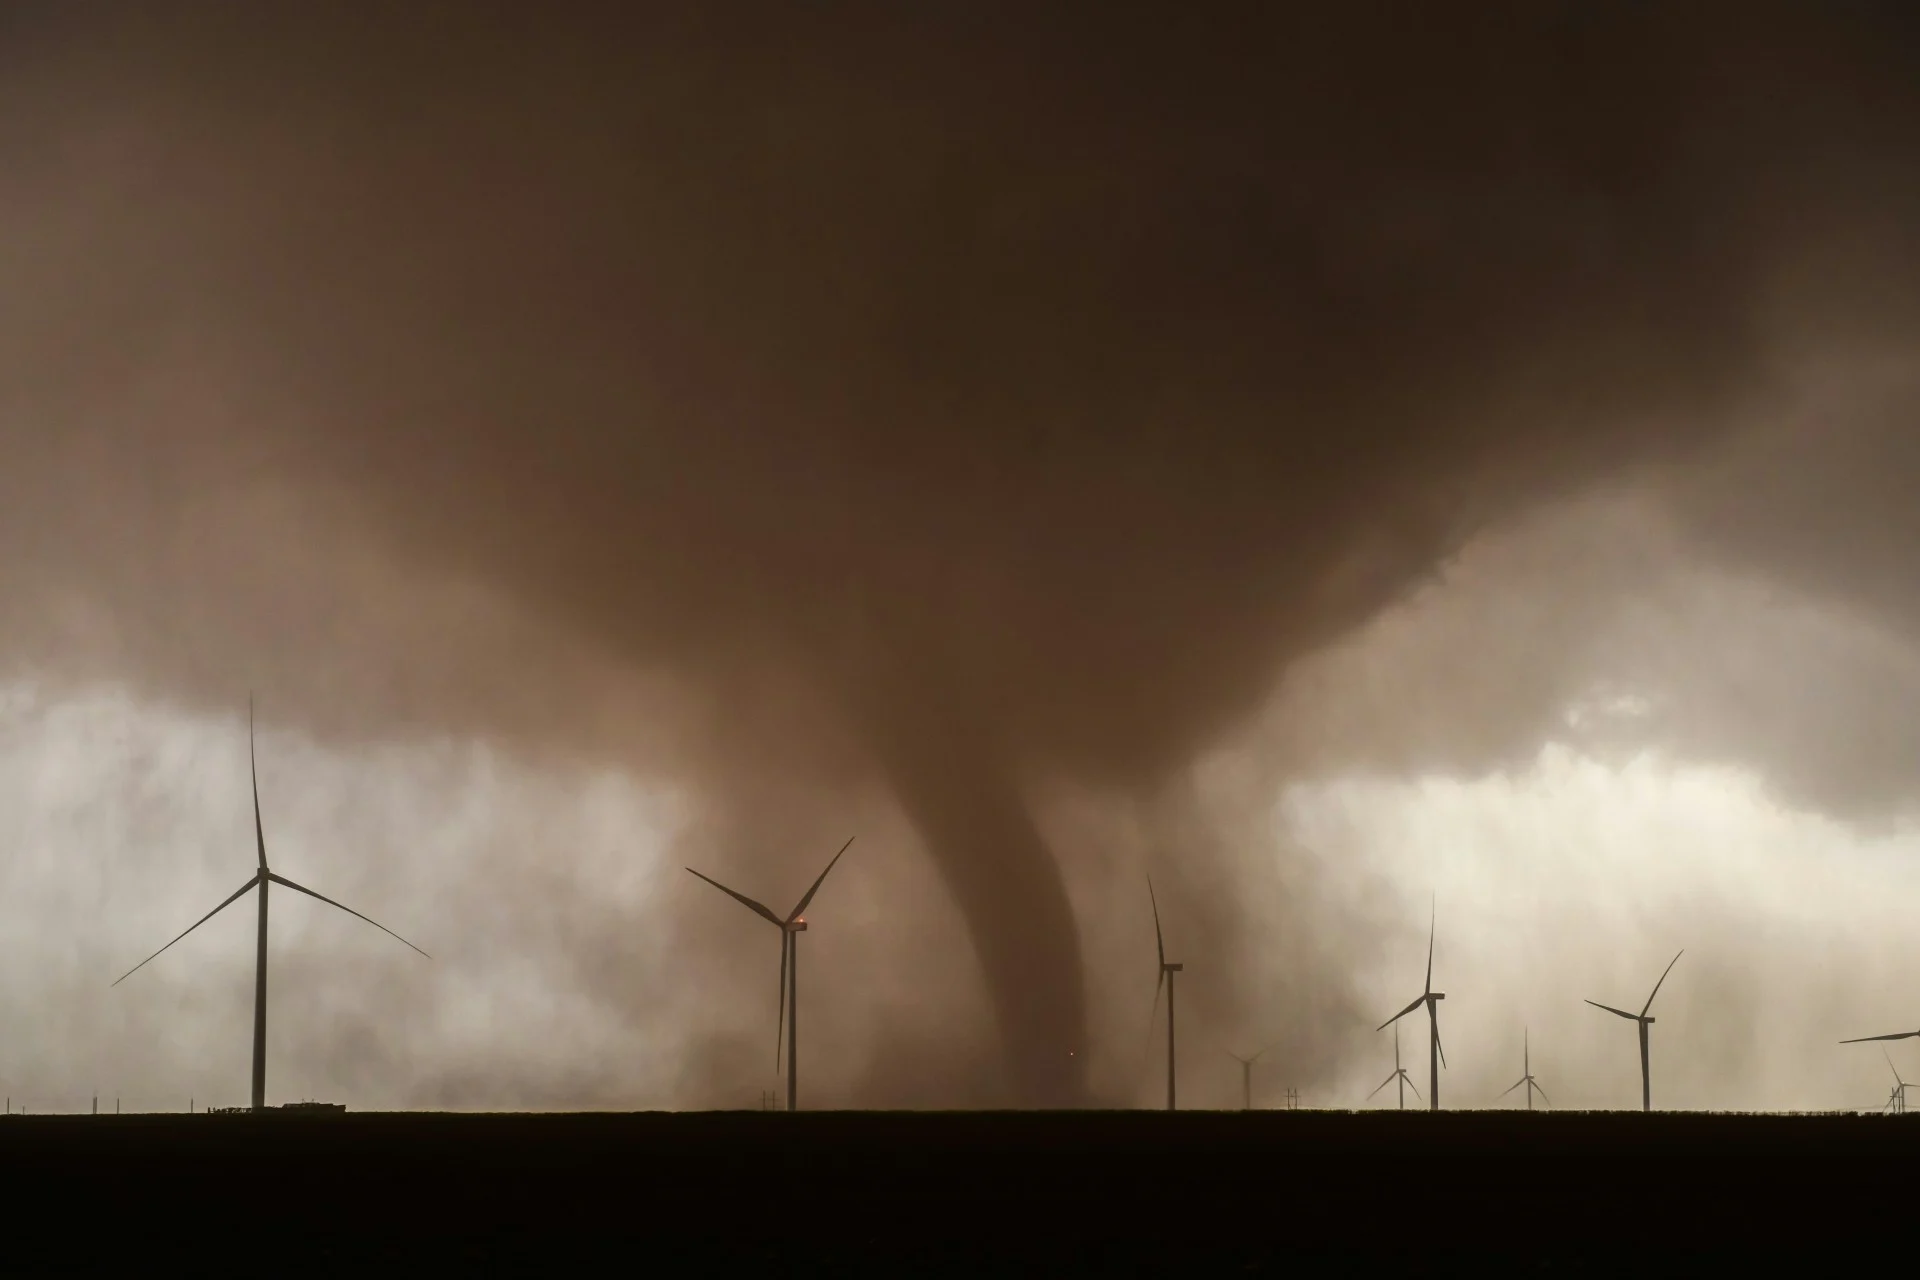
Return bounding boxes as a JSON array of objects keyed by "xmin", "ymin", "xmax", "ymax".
[{"xmin": 2, "ymin": 4, "xmax": 1920, "ymax": 1107}]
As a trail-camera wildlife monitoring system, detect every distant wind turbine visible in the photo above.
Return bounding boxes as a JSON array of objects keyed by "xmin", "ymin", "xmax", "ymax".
[
  {"xmin": 1226, "ymin": 1043, "xmax": 1275, "ymax": 1111},
  {"xmin": 112, "ymin": 699, "xmax": 430, "ymax": 1113},
  {"xmin": 686, "ymin": 837, "xmax": 854, "ymax": 1113},
  {"xmin": 1366, "ymin": 1022, "xmax": 1420, "ymax": 1110},
  {"xmin": 1498, "ymin": 1027, "xmax": 1550, "ymax": 1111},
  {"xmin": 1879, "ymin": 1049, "xmax": 1910, "ymax": 1115},
  {"xmin": 1146, "ymin": 876, "xmax": 1184, "ymax": 1111},
  {"xmin": 1585, "ymin": 948, "xmax": 1683, "ymax": 1112},
  {"xmin": 1377, "ymin": 901, "xmax": 1445, "ymax": 1111}
]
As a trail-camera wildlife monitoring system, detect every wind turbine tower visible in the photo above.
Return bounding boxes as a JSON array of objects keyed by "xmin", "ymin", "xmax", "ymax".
[
  {"xmin": 1147, "ymin": 876, "xmax": 1184, "ymax": 1111},
  {"xmin": 1586, "ymin": 949, "xmax": 1683, "ymax": 1112},
  {"xmin": 1498, "ymin": 1027, "xmax": 1550, "ymax": 1110},
  {"xmin": 1366, "ymin": 1022, "xmax": 1420, "ymax": 1110},
  {"xmin": 112, "ymin": 699, "xmax": 430, "ymax": 1112},
  {"xmin": 1226, "ymin": 1044, "xmax": 1274, "ymax": 1111},
  {"xmin": 1377, "ymin": 903, "xmax": 1445, "ymax": 1111},
  {"xmin": 687, "ymin": 837, "xmax": 854, "ymax": 1112}
]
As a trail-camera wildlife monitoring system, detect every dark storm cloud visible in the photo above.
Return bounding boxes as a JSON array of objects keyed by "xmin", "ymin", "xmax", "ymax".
[{"xmin": 2, "ymin": 3, "xmax": 1918, "ymax": 1103}]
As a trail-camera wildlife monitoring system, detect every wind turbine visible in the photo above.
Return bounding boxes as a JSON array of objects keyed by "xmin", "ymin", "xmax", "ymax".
[
  {"xmin": 1377, "ymin": 902, "xmax": 1445, "ymax": 1111},
  {"xmin": 1146, "ymin": 876, "xmax": 1184, "ymax": 1111},
  {"xmin": 1498, "ymin": 1027, "xmax": 1550, "ymax": 1111},
  {"xmin": 686, "ymin": 836, "xmax": 854, "ymax": 1113},
  {"xmin": 112, "ymin": 699, "xmax": 429, "ymax": 1113},
  {"xmin": 1366, "ymin": 1022, "xmax": 1421, "ymax": 1110},
  {"xmin": 1586, "ymin": 948, "xmax": 1683, "ymax": 1112},
  {"xmin": 1225, "ymin": 1043, "xmax": 1275, "ymax": 1111},
  {"xmin": 1839, "ymin": 1035, "xmax": 1918, "ymax": 1115},
  {"xmin": 1878, "ymin": 1049, "xmax": 1911, "ymax": 1115}
]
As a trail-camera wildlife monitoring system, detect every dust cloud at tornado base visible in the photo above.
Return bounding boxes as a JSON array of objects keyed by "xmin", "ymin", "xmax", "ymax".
[{"xmin": 0, "ymin": 5, "xmax": 1919, "ymax": 1106}]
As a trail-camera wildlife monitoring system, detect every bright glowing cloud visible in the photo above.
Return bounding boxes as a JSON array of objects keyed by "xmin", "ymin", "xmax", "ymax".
[{"xmin": 1286, "ymin": 743, "xmax": 1920, "ymax": 1113}]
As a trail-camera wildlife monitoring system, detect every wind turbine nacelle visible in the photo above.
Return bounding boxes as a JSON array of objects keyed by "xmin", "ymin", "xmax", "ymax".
[
  {"xmin": 1430, "ymin": 992, "xmax": 1445, "ymax": 1001},
  {"xmin": 1165, "ymin": 962, "xmax": 1184, "ymax": 973},
  {"xmin": 791, "ymin": 919, "xmax": 809, "ymax": 932},
  {"xmin": 1644, "ymin": 1016, "xmax": 1655, "ymax": 1025}
]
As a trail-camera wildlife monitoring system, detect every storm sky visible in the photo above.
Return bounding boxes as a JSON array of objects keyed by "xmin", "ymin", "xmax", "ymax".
[{"xmin": 2, "ymin": 3, "xmax": 1920, "ymax": 1110}]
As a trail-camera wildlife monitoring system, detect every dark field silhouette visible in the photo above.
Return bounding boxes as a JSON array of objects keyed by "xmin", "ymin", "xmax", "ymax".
[{"xmin": 0, "ymin": 1109, "xmax": 1895, "ymax": 1267}]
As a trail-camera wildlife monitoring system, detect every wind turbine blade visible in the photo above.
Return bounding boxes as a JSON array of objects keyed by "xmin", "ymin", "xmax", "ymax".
[
  {"xmin": 1433, "ymin": 1016, "xmax": 1447, "ymax": 1070},
  {"xmin": 249, "ymin": 697, "xmax": 268, "ymax": 872},
  {"xmin": 1376, "ymin": 995, "xmax": 1425, "ymax": 1032},
  {"xmin": 1884, "ymin": 1047, "xmax": 1902, "ymax": 1087},
  {"xmin": 1586, "ymin": 999, "xmax": 1641, "ymax": 1022},
  {"xmin": 1147, "ymin": 875, "xmax": 1166, "ymax": 972},
  {"xmin": 1138, "ymin": 972, "xmax": 1166, "ymax": 1076},
  {"xmin": 1403, "ymin": 1073, "xmax": 1420, "ymax": 1100},
  {"xmin": 1424, "ymin": 897, "xmax": 1435, "ymax": 996},
  {"xmin": 787, "ymin": 836, "xmax": 855, "ymax": 922},
  {"xmin": 111, "ymin": 874, "xmax": 261, "ymax": 986},
  {"xmin": 1499, "ymin": 1078, "xmax": 1525, "ymax": 1098},
  {"xmin": 686, "ymin": 868, "xmax": 784, "ymax": 927},
  {"xmin": 775, "ymin": 929, "xmax": 788, "ymax": 1074},
  {"xmin": 1367, "ymin": 1072, "xmax": 1397, "ymax": 1099},
  {"xmin": 1841, "ymin": 1031, "xmax": 1920, "ymax": 1044},
  {"xmin": 1533, "ymin": 1081, "xmax": 1551, "ymax": 1105},
  {"xmin": 266, "ymin": 873, "xmax": 430, "ymax": 958},
  {"xmin": 1640, "ymin": 949, "xmax": 1684, "ymax": 1017}
]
